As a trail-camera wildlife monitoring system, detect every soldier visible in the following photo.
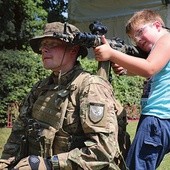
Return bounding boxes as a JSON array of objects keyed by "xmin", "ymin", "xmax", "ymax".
[{"xmin": 0, "ymin": 22, "xmax": 127, "ymax": 170}]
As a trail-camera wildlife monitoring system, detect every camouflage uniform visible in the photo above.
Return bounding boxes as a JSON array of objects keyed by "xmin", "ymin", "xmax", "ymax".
[
  {"xmin": 0, "ymin": 21, "xmax": 132, "ymax": 170},
  {"xmin": 1, "ymin": 62, "xmax": 127, "ymax": 170}
]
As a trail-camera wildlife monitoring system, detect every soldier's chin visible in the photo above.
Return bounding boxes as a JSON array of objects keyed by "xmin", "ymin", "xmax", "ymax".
[{"xmin": 42, "ymin": 62, "xmax": 53, "ymax": 69}]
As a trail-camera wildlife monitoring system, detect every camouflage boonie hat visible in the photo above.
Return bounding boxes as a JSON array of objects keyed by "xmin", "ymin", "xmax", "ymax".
[{"xmin": 30, "ymin": 22, "xmax": 88, "ymax": 58}]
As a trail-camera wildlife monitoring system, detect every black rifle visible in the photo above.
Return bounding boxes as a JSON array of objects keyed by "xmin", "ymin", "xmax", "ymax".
[
  {"xmin": 53, "ymin": 21, "xmax": 148, "ymax": 81},
  {"xmin": 72, "ymin": 21, "xmax": 111, "ymax": 81}
]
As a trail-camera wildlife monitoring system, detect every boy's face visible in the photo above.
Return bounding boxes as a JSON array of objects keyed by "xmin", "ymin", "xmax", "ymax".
[{"xmin": 129, "ymin": 22, "xmax": 158, "ymax": 52}]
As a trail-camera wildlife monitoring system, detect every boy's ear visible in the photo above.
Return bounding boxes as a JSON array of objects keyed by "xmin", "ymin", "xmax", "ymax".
[{"xmin": 153, "ymin": 21, "xmax": 162, "ymax": 30}]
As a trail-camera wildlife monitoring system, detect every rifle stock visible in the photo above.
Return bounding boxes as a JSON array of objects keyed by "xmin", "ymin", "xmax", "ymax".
[{"xmin": 97, "ymin": 61, "xmax": 111, "ymax": 81}]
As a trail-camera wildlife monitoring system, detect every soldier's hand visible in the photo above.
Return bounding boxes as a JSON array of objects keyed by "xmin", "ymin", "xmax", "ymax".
[
  {"xmin": 13, "ymin": 155, "xmax": 52, "ymax": 170},
  {"xmin": 0, "ymin": 157, "xmax": 15, "ymax": 170}
]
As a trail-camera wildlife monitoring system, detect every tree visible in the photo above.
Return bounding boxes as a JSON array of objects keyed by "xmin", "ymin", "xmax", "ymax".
[
  {"xmin": 0, "ymin": 0, "xmax": 68, "ymax": 51},
  {"xmin": 0, "ymin": 50, "xmax": 50, "ymax": 126},
  {"xmin": 0, "ymin": 0, "xmax": 47, "ymax": 50},
  {"xmin": 42, "ymin": 0, "xmax": 68, "ymax": 23}
]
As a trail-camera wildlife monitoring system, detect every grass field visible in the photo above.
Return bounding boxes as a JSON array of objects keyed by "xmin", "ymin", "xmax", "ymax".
[
  {"xmin": 0, "ymin": 127, "xmax": 11, "ymax": 156},
  {"xmin": 0, "ymin": 121, "xmax": 170, "ymax": 169}
]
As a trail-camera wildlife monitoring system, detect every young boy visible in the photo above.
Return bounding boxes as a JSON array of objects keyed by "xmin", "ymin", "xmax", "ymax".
[{"xmin": 94, "ymin": 9, "xmax": 170, "ymax": 170}]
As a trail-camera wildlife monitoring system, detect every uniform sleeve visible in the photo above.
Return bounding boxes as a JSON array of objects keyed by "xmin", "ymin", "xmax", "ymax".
[
  {"xmin": 1, "ymin": 82, "xmax": 40, "ymax": 160},
  {"xmin": 57, "ymin": 76, "xmax": 123, "ymax": 170}
]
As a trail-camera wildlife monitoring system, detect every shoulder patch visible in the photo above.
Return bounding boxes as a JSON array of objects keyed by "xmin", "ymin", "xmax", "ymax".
[{"xmin": 89, "ymin": 103, "xmax": 104, "ymax": 123}]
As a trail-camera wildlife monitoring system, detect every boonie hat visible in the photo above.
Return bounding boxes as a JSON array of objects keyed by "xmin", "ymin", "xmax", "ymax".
[{"xmin": 30, "ymin": 22, "xmax": 88, "ymax": 58}]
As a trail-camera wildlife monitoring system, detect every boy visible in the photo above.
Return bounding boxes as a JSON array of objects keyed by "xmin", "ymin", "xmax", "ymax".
[{"xmin": 94, "ymin": 9, "xmax": 170, "ymax": 170}]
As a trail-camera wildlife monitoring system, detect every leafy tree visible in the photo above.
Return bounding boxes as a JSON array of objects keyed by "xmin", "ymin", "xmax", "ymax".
[
  {"xmin": 0, "ymin": 50, "xmax": 50, "ymax": 126},
  {"xmin": 0, "ymin": 0, "xmax": 47, "ymax": 50},
  {"xmin": 0, "ymin": 0, "xmax": 68, "ymax": 51},
  {"xmin": 42, "ymin": 0, "xmax": 68, "ymax": 23}
]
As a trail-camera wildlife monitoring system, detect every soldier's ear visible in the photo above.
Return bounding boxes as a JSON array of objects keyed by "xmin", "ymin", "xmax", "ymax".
[{"xmin": 70, "ymin": 45, "xmax": 80, "ymax": 55}]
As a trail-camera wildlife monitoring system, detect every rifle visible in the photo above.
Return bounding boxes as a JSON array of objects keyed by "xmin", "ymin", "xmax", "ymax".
[
  {"xmin": 72, "ymin": 21, "xmax": 110, "ymax": 80},
  {"xmin": 53, "ymin": 21, "xmax": 148, "ymax": 81}
]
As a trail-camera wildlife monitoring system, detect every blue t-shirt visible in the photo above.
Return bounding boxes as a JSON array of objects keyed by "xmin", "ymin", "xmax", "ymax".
[{"xmin": 141, "ymin": 61, "xmax": 170, "ymax": 119}]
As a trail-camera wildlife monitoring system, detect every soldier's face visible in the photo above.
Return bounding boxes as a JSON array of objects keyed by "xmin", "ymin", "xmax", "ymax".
[{"xmin": 39, "ymin": 38, "xmax": 77, "ymax": 73}]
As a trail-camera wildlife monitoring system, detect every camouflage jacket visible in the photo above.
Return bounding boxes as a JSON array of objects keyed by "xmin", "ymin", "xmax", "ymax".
[{"xmin": 1, "ymin": 62, "xmax": 127, "ymax": 170}]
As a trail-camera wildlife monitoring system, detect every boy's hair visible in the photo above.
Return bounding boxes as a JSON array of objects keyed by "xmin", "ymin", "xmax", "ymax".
[{"xmin": 126, "ymin": 9, "xmax": 165, "ymax": 36}]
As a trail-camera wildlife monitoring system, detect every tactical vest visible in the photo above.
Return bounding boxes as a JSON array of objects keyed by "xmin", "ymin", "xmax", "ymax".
[
  {"xmin": 25, "ymin": 67, "xmax": 130, "ymax": 162},
  {"xmin": 26, "ymin": 69, "xmax": 90, "ymax": 157}
]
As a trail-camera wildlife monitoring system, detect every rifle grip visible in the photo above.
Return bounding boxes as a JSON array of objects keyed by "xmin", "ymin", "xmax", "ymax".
[{"xmin": 97, "ymin": 61, "xmax": 111, "ymax": 80}]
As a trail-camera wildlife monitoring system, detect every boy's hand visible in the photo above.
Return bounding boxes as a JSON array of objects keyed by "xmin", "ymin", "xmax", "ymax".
[
  {"xmin": 94, "ymin": 35, "xmax": 112, "ymax": 61},
  {"xmin": 111, "ymin": 63, "xmax": 127, "ymax": 75}
]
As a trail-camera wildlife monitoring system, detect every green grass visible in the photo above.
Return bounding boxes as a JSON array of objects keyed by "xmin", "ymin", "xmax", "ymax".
[
  {"xmin": 0, "ymin": 128, "xmax": 11, "ymax": 156},
  {"xmin": 127, "ymin": 120, "xmax": 138, "ymax": 141},
  {"xmin": 0, "ymin": 122, "xmax": 170, "ymax": 169}
]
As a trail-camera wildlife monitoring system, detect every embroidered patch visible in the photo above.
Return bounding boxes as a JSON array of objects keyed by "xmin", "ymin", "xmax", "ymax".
[{"xmin": 89, "ymin": 103, "xmax": 104, "ymax": 123}]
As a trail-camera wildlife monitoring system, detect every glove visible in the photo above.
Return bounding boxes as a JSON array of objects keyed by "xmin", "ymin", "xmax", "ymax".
[
  {"xmin": 13, "ymin": 155, "xmax": 52, "ymax": 170},
  {"xmin": 0, "ymin": 157, "xmax": 15, "ymax": 170}
]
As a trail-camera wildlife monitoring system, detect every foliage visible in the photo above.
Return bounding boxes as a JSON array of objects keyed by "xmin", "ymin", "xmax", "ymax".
[
  {"xmin": 79, "ymin": 57, "xmax": 98, "ymax": 74},
  {"xmin": 112, "ymin": 74, "xmax": 144, "ymax": 104},
  {"xmin": 111, "ymin": 74, "xmax": 144, "ymax": 119},
  {"xmin": 80, "ymin": 58, "xmax": 144, "ymax": 104},
  {"xmin": 0, "ymin": 50, "xmax": 50, "ymax": 126},
  {"xmin": 0, "ymin": 0, "xmax": 68, "ymax": 51},
  {"xmin": 0, "ymin": 0, "xmax": 47, "ymax": 50},
  {"xmin": 42, "ymin": 0, "xmax": 68, "ymax": 23}
]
